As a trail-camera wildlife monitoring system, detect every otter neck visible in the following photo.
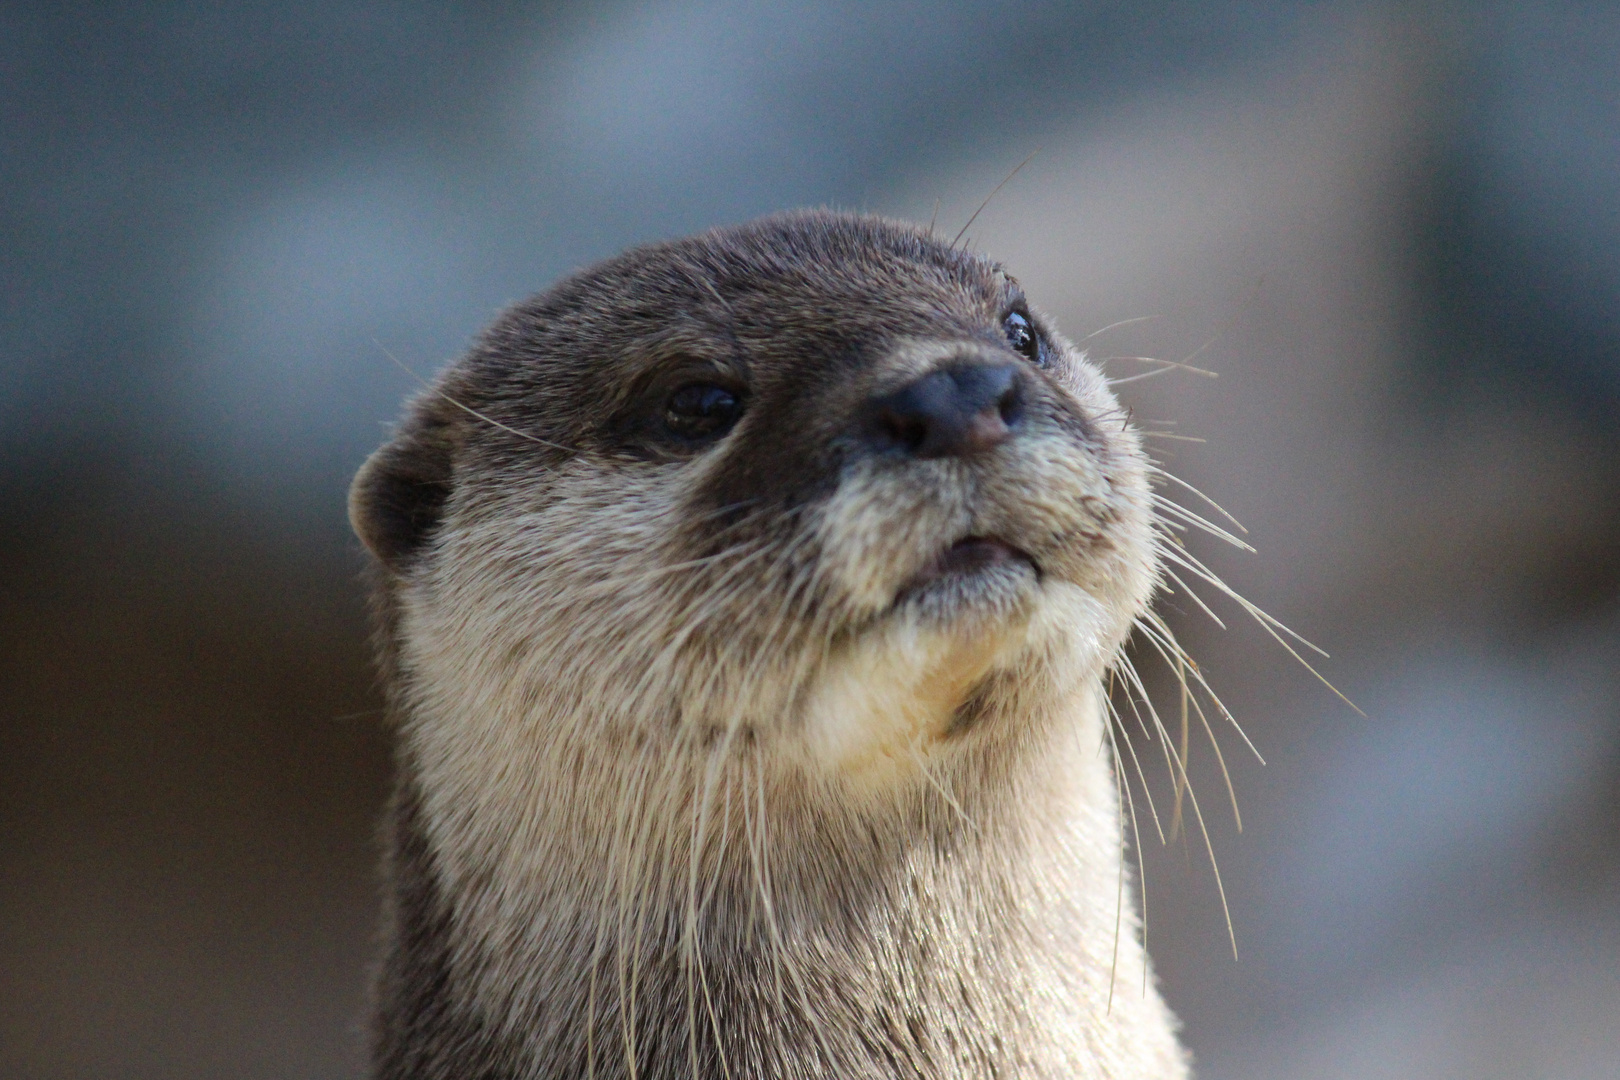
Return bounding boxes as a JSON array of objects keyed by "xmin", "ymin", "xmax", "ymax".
[{"xmin": 371, "ymin": 684, "xmax": 1181, "ymax": 1079}]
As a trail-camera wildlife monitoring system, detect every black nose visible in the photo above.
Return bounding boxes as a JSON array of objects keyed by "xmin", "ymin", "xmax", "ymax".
[{"xmin": 864, "ymin": 362, "xmax": 1025, "ymax": 459}]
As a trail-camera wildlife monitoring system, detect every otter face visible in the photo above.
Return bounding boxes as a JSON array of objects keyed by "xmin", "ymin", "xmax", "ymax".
[{"xmin": 351, "ymin": 211, "xmax": 1156, "ymax": 794}]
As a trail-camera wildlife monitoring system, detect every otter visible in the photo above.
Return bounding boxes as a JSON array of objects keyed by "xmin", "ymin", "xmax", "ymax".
[{"xmin": 349, "ymin": 210, "xmax": 1190, "ymax": 1078}]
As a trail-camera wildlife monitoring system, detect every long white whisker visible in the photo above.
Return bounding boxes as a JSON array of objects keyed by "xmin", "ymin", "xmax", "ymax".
[
  {"xmin": 1117, "ymin": 651, "xmax": 1185, "ymax": 824},
  {"xmin": 1151, "ymin": 495, "xmax": 1255, "ymax": 552},
  {"xmin": 1078, "ymin": 314, "xmax": 1162, "ymax": 344},
  {"xmin": 1158, "ymin": 561, "xmax": 1229, "ymax": 631},
  {"xmin": 1102, "ymin": 690, "xmax": 1150, "ymax": 1001},
  {"xmin": 1109, "ymin": 663, "xmax": 1168, "ymax": 845},
  {"xmin": 1134, "ymin": 616, "xmax": 1243, "ymax": 831},
  {"xmin": 1148, "ymin": 468, "xmax": 1248, "ymax": 533},
  {"xmin": 1156, "ymin": 547, "xmax": 1362, "ymax": 715},
  {"xmin": 1120, "ymin": 635, "xmax": 1238, "ymax": 959},
  {"xmin": 1138, "ymin": 610, "xmax": 1264, "ymax": 766},
  {"xmin": 1157, "ymin": 545, "xmax": 1327, "ymax": 657}
]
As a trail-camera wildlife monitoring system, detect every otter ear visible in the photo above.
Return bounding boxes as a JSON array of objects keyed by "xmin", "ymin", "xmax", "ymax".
[{"xmin": 349, "ymin": 405, "xmax": 456, "ymax": 572}]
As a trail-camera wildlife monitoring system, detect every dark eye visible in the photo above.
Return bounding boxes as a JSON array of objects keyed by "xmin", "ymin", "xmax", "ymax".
[
  {"xmin": 1003, "ymin": 311, "xmax": 1042, "ymax": 365},
  {"xmin": 664, "ymin": 382, "xmax": 743, "ymax": 441}
]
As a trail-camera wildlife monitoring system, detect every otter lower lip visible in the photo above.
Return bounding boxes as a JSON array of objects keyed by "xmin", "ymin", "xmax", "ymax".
[{"xmin": 906, "ymin": 536, "xmax": 1035, "ymax": 591}]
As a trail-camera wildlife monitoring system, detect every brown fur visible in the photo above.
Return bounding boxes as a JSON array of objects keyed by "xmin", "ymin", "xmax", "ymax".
[{"xmin": 351, "ymin": 211, "xmax": 1187, "ymax": 1078}]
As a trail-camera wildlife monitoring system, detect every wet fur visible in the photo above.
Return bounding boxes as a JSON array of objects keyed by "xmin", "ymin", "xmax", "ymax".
[{"xmin": 353, "ymin": 211, "xmax": 1188, "ymax": 1077}]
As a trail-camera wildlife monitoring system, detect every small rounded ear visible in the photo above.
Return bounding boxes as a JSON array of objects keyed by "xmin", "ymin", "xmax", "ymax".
[{"xmin": 349, "ymin": 407, "xmax": 457, "ymax": 572}]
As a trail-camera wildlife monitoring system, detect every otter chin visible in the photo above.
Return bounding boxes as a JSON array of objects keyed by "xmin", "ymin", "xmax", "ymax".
[{"xmin": 350, "ymin": 210, "xmax": 1186, "ymax": 1078}]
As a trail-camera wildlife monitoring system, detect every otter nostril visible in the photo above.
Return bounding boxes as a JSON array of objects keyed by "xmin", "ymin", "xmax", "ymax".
[
  {"xmin": 997, "ymin": 382, "xmax": 1023, "ymax": 427},
  {"xmin": 878, "ymin": 408, "xmax": 929, "ymax": 453}
]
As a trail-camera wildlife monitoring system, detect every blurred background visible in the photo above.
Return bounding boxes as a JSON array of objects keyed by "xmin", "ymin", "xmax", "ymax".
[{"xmin": 3, "ymin": 2, "xmax": 1617, "ymax": 1077}]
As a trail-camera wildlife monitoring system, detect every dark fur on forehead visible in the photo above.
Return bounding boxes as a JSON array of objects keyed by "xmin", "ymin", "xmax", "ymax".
[
  {"xmin": 459, "ymin": 210, "xmax": 1020, "ymax": 428},
  {"xmin": 351, "ymin": 210, "xmax": 1028, "ymax": 569}
]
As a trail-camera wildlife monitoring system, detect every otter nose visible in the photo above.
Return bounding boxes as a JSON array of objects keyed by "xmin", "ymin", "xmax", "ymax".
[{"xmin": 865, "ymin": 361, "xmax": 1025, "ymax": 459}]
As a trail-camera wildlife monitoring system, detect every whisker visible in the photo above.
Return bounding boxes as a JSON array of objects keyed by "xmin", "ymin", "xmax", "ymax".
[
  {"xmin": 1108, "ymin": 666, "xmax": 1168, "ymax": 845},
  {"xmin": 951, "ymin": 148, "xmax": 1040, "ymax": 248},
  {"xmin": 1119, "ymin": 636, "xmax": 1238, "ymax": 959},
  {"xmin": 1158, "ymin": 561, "xmax": 1229, "ymax": 631},
  {"xmin": 1152, "ymin": 495, "xmax": 1255, "ymax": 552},
  {"xmin": 1118, "ymin": 649, "xmax": 1183, "ymax": 793},
  {"xmin": 1148, "ymin": 468, "xmax": 1248, "ymax": 533},
  {"xmin": 1156, "ymin": 547, "xmax": 1361, "ymax": 716},
  {"xmin": 1077, "ymin": 314, "xmax": 1162, "ymax": 344},
  {"xmin": 1099, "ymin": 354, "xmax": 1220, "ymax": 380},
  {"xmin": 1144, "ymin": 609, "xmax": 1261, "ymax": 763},
  {"xmin": 1134, "ymin": 616, "xmax": 1242, "ymax": 832},
  {"xmin": 1103, "ymin": 691, "xmax": 1151, "ymax": 1000},
  {"xmin": 372, "ymin": 339, "xmax": 573, "ymax": 453}
]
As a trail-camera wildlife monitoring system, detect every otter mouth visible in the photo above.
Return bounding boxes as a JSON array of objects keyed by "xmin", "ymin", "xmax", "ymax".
[{"xmin": 900, "ymin": 536, "xmax": 1038, "ymax": 603}]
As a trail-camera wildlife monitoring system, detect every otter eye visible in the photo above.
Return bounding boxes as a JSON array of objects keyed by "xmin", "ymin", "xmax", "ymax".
[
  {"xmin": 1003, "ymin": 311, "xmax": 1042, "ymax": 365},
  {"xmin": 665, "ymin": 383, "xmax": 743, "ymax": 441}
]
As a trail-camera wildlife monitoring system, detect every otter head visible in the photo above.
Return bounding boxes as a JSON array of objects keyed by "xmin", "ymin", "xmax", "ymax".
[{"xmin": 351, "ymin": 207, "xmax": 1158, "ymax": 936}]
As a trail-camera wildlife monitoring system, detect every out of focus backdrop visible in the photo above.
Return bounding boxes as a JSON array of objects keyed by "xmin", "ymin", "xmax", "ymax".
[{"xmin": 3, "ymin": 3, "xmax": 1617, "ymax": 1077}]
